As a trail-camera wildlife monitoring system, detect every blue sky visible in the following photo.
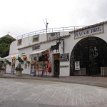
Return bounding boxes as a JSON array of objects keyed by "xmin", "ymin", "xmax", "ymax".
[{"xmin": 0, "ymin": 0, "xmax": 107, "ymax": 38}]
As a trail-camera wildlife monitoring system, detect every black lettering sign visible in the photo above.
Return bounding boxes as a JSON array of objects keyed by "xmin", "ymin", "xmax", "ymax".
[{"xmin": 74, "ymin": 24, "xmax": 104, "ymax": 39}]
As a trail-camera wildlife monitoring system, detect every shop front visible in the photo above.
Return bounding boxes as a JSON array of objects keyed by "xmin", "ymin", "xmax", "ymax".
[{"xmin": 30, "ymin": 49, "xmax": 52, "ymax": 76}]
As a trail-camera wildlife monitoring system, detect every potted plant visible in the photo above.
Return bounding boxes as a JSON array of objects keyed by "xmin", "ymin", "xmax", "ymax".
[{"xmin": 15, "ymin": 62, "xmax": 23, "ymax": 76}]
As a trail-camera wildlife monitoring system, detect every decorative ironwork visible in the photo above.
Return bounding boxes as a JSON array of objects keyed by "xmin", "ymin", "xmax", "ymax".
[{"xmin": 50, "ymin": 42, "xmax": 60, "ymax": 52}]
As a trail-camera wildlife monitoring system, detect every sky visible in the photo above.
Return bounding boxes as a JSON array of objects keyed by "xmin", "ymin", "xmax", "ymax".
[{"xmin": 0, "ymin": 0, "xmax": 107, "ymax": 38}]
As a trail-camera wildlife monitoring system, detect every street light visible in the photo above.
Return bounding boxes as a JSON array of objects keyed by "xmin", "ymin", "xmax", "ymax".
[{"xmin": 43, "ymin": 18, "xmax": 49, "ymax": 41}]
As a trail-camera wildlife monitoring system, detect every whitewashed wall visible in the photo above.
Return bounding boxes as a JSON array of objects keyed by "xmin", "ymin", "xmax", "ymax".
[
  {"xmin": 8, "ymin": 21, "xmax": 107, "ymax": 76},
  {"xmin": 9, "ymin": 41, "xmax": 18, "ymax": 55}
]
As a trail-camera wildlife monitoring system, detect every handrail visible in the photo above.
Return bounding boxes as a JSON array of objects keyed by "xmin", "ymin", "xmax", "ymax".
[{"xmin": 17, "ymin": 26, "xmax": 82, "ymax": 39}]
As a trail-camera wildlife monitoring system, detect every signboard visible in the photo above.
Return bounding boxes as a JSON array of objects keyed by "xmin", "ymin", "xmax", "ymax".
[
  {"xmin": 75, "ymin": 61, "xmax": 80, "ymax": 70},
  {"xmin": 60, "ymin": 53, "xmax": 69, "ymax": 61},
  {"xmin": 74, "ymin": 24, "xmax": 104, "ymax": 39},
  {"xmin": 47, "ymin": 32, "xmax": 60, "ymax": 40}
]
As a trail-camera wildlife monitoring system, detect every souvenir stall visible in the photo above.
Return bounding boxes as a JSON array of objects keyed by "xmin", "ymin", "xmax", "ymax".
[
  {"xmin": 4, "ymin": 54, "xmax": 18, "ymax": 74},
  {"xmin": 30, "ymin": 49, "xmax": 52, "ymax": 76},
  {"xmin": 20, "ymin": 53, "xmax": 31, "ymax": 74},
  {"xmin": 4, "ymin": 53, "xmax": 31, "ymax": 75}
]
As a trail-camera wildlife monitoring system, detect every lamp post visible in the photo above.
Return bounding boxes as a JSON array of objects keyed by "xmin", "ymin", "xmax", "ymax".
[
  {"xmin": 43, "ymin": 18, "xmax": 49, "ymax": 41},
  {"xmin": 46, "ymin": 21, "xmax": 48, "ymax": 41}
]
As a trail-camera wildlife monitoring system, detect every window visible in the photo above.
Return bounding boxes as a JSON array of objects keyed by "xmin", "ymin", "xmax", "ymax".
[
  {"xmin": 17, "ymin": 39, "xmax": 22, "ymax": 45},
  {"xmin": 32, "ymin": 44, "xmax": 40, "ymax": 50},
  {"xmin": 33, "ymin": 35, "xmax": 39, "ymax": 42}
]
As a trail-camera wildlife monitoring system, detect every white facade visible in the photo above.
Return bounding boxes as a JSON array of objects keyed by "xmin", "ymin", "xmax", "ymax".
[{"xmin": 8, "ymin": 21, "xmax": 107, "ymax": 76}]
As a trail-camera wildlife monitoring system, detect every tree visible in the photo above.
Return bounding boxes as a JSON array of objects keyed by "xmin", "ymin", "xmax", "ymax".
[{"xmin": 0, "ymin": 34, "xmax": 15, "ymax": 57}]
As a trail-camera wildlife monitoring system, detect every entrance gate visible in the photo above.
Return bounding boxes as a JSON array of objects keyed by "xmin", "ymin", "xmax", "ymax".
[{"xmin": 70, "ymin": 37, "xmax": 107, "ymax": 76}]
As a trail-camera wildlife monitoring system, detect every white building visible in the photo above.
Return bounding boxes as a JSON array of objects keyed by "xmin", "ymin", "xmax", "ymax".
[{"xmin": 7, "ymin": 21, "xmax": 107, "ymax": 76}]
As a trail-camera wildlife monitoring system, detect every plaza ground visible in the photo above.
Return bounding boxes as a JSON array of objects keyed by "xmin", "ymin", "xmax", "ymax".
[{"xmin": 0, "ymin": 78, "xmax": 107, "ymax": 107}]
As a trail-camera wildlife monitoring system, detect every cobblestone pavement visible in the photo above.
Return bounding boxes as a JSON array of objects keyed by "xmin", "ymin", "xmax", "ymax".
[{"xmin": 0, "ymin": 78, "xmax": 107, "ymax": 107}]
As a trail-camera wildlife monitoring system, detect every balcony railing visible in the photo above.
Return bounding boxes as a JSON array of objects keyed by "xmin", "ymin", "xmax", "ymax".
[{"xmin": 17, "ymin": 26, "xmax": 82, "ymax": 39}]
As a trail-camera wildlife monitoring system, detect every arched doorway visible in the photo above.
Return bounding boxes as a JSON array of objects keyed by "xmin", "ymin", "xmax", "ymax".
[{"xmin": 70, "ymin": 37, "xmax": 107, "ymax": 76}]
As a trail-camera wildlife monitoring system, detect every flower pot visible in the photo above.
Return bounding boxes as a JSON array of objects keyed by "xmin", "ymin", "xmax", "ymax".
[
  {"xmin": 0, "ymin": 70, "xmax": 4, "ymax": 76},
  {"xmin": 0, "ymin": 69, "xmax": 5, "ymax": 76},
  {"xmin": 16, "ymin": 70, "xmax": 22, "ymax": 76}
]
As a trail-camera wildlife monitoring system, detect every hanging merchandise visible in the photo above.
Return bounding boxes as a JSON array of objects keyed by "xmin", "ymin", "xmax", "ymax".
[
  {"xmin": 12, "ymin": 56, "xmax": 16, "ymax": 60},
  {"xmin": 24, "ymin": 62, "xmax": 27, "ymax": 69},
  {"xmin": 22, "ymin": 55, "xmax": 27, "ymax": 61},
  {"xmin": 17, "ymin": 57, "xmax": 24, "ymax": 64},
  {"xmin": 27, "ymin": 61, "xmax": 30, "ymax": 67}
]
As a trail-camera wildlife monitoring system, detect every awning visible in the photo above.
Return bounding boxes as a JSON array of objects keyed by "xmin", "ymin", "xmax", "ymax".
[
  {"xmin": 0, "ymin": 57, "xmax": 4, "ymax": 61},
  {"xmin": 4, "ymin": 54, "xmax": 19, "ymax": 59},
  {"xmin": 30, "ymin": 49, "xmax": 49, "ymax": 55}
]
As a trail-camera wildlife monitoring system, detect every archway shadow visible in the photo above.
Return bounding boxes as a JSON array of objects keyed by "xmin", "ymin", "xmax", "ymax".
[{"xmin": 70, "ymin": 36, "xmax": 107, "ymax": 76}]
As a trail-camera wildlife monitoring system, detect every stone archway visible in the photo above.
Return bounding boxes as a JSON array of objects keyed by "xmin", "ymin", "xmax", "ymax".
[{"xmin": 70, "ymin": 36, "xmax": 107, "ymax": 76}]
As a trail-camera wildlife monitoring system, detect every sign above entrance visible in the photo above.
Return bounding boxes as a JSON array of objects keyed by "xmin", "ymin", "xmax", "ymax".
[
  {"xmin": 74, "ymin": 24, "xmax": 104, "ymax": 39},
  {"xmin": 47, "ymin": 32, "xmax": 60, "ymax": 40}
]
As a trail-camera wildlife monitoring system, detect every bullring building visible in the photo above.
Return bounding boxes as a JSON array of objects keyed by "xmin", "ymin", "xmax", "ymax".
[{"xmin": 6, "ymin": 21, "xmax": 107, "ymax": 77}]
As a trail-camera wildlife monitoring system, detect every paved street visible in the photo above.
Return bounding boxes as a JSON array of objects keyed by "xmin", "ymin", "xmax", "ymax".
[
  {"xmin": 0, "ymin": 78, "xmax": 107, "ymax": 107},
  {"xmin": 2, "ymin": 74, "xmax": 107, "ymax": 88}
]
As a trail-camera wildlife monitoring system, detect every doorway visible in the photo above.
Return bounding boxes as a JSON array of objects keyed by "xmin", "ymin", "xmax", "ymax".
[{"xmin": 70, "ymin": 37, "xmax": 107, "ymax": 76}]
